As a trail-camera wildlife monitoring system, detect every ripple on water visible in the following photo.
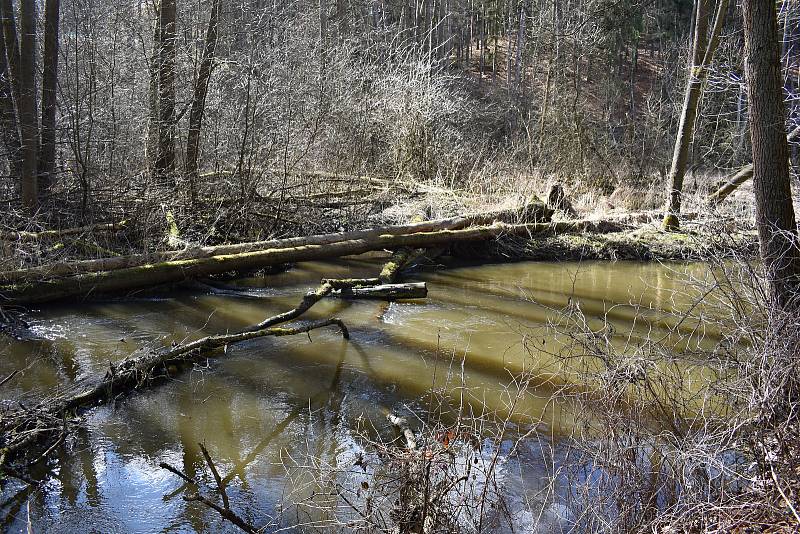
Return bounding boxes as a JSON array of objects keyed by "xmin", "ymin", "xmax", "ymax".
[{"xmin": 28, "ymin": 321, "xmax": 68, "ymax": 340}]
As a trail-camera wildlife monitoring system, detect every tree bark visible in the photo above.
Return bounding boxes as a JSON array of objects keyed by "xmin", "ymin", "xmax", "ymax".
[
  {"xmin": 0, "ymin": 201, "xmax": 550, "ymax": 283},
  {"xmin": 662, "ymin": 0, "xmax": 729, "ymax": 230},
  {"xmin": 334, "ymin": 282, "xmax": 427, "ymax": 300},
  {"xmin": 742, "ymin": 0, "xmax": 800, "ymax": 309},
  {"xmin": 185, "ymin": 0, "xmax": 220, "ymax": 202},
  {"xmin": 37, "ymin": 0, "xmax": 60, "ymax": 194},
  {"xmin": 17, "ymin": 0, "xmax": 37, "ymax": 213},
  {"xmin": 154, "ymin": 0, "xmax": 177, "ymax": 183},
  {"xmin": 0, "ymin": 220, "xmax": 621, "ymax": 305},
  {"xmin": 0, "ymin": 4, "xmax": 19, "ymax": 178}
]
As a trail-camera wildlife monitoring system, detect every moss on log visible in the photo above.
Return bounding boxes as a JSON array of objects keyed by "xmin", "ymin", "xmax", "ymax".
[
  {"xmin": 0, "ymin": 201, "xmax": 550, "ymax": 283},
  {"xmin": 1, "ymin": 220, "xmax": 620, "ymax": 305}
]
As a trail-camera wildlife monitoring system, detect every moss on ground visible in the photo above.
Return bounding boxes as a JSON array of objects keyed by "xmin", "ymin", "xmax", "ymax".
[{"xmin": 512, "ymin": 225, "xmax": 759, "ymax": 262}]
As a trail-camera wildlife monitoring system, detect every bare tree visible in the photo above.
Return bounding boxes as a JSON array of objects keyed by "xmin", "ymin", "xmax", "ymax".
[
  {"xmin": 154, "ymin": 0, "xmax": 177, "ymax": 183},
  {"xmin": 662, "ymin": 0, "xmax": 729, "ymax": 230},
  {"xmin": 185, "ymin": 0, "xmax": 221, "ymax": 202},
  {"xmin": 38, "ymin": 0, "xmax": 60, "ymax": 193},
  {"xmin": 17, "ymin": 0, "xmax": 38, "ymax": 213},
  {"xmin": 742, "ymin": 0, "xmax": 800, "ymax": 309},
  {"xmin": 0, "ymin": 5, "xmax": 19, "ymax": 178}
]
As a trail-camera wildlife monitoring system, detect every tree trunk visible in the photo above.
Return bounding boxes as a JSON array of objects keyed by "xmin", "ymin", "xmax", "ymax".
[
  {"xmin": 662, "ymin": 0, "xmax": 729, "ymax": 230},
  {"xmin": 17, "ymin": 0, "xmax": 37, "ymax": 213},
  {"xmin": 0, "ymin": 5, "xmax": 19, "ymax": 178},
  {"xmin": 0, "ymin": 222, "xmax": 631, "ymax": 305},
  {"xmin": 742, "ymin": 0, "xmax": 800, "ymax": 309},
  {"xmin": 0, "ymin": 201, "xmax": 551, "ymax": 283},
  {"xmin": 37, "ymin": 0, "xmax": 60, "ymax": 194},
  {"xmin": 0, "ymin": 0, "xmax": 21, "ymax": 120},
  {"xmin": 185, "ymin": 0, "xmax": 220, "ymax": 202},
  {"xmin": 514, "ymin": 2, "xmax": 525, "ymax": 90},
  {"xmin": 154, "ymin": 0, "xmax": 177, "ymax": 183},
  {"xmin": 146, "ymin": 10, "xmax": 159, "ymax": 174}
]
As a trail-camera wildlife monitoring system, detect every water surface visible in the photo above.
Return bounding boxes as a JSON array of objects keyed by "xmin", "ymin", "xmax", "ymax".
[{"xmin": 0, "ymin": 257, "xmax": 718, "ymax": 532}]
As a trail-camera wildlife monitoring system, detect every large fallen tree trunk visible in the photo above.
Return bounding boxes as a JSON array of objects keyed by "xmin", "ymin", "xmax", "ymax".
[
  {"xmin": 1, "ymin": 219, "xmax": 624, "ymax": 305},
  {"xmin": 706, "ymin": 125, "xmax": 800, "ymax": 205},
  {"xmin": 0, "ymin": 202, "xmax": 550, "ymax": 283}
]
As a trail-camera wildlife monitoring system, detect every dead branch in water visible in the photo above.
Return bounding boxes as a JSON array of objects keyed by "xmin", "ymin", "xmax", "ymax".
[
  {"xmin": 0, "ymin": 242, "xmax": 430, "ymax": 480},
  {"xmin": 161, "ymin": 447, "xmax": 262, "ymax": 534},
  {"xmin": 387, "ymin": 412, "xmax": 418, "ymax": 450},
  {"xmin": 0, "ymin": 290, "xmax": 349, "ymax": 479}
]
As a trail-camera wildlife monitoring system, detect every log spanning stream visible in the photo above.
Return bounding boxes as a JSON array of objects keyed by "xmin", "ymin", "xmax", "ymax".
[{"xmin": 0, "ymin": 256, "xmax": 718, "ymax": 532}]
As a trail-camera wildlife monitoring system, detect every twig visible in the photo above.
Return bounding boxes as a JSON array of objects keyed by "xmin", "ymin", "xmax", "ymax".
[
  {"xmin": 159, "ymin": 461, "xmax": 260, "ymax": 533},
  {"xmin": 159, "ymin": 462, "xmax": 199, "ymax": 486},
  {"xmin": 769, "ymin": 462, "xmax": 800, "ymax": 526},
  {"xmin": 0, "ymin": 370, "xmax": 19, "ymax": 388},
  {"xmin": 199, "ymin": 442, "xmax": 230, "ymax": 510}
]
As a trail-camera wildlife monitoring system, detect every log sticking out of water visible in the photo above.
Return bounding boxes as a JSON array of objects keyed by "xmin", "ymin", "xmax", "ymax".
[
  {"xmin": 334, "ymin": 282, "xmax": 427, "ymax": 300},
  {"xmin": 0, "ymin": 201, "xmax": 550, "ymax": 283},
  {"xmin": 1, "ymin": 219, "xmax": 624, "ymax": 305}
]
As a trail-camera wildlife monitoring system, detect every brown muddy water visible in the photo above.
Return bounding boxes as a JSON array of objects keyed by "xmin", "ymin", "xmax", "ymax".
[{"xmin": 0, "ymin": 257, "xmax": 721, "ymax": 533}]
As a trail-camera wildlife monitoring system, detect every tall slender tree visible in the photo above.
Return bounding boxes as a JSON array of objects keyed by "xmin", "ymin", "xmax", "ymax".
[
  {"xmin": 662, "ymin": 0, "xmax": 729, "ymax": 230},
  {"xmin": 185, "ymin": 0, "xmax": 221, "ymax": 201},
  {"xmin": 38, "ymin": 0, "xmax": 60, "ymax": 193},
  {"xmin": 17, "ymin": 0, "xmax": 38, "ymax": 213},
  {"xmin": 154, "ymin": 0, "xmax": 176, "ymax": 183},
  {"xmin": 742, "ymin": 0, "xmax": 800, "ymax": 309},
  {"xmin": 0, "ymin": 5, "xmax": 19, "ymax": 179}
]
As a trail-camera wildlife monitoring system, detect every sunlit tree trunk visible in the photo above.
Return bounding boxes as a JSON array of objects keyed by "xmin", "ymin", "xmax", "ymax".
[
  {"xmin": 38, "ymin": 0, "xmax": 60, "ymax": 194},
  {"xmin": 742, "ymin": 0, "xmax": 800, "ymax": 309},
  {"xmin": 154, "ymin": 0, "xmax": 176, "ymax": 183},
  {"xmin": 185, "ymin": 0, "xmax": 220, "ymax": 203},
  {"xmin": 662, "ymin": 0, "xmax": 729, "ymax": 230},
  {"xmin": 514, "ymin": 1, "xmax": 525, "ymax": 90}
]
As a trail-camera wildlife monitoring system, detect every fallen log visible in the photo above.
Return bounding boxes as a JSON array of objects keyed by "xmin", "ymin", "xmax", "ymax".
[
  {"xmin": 0, "ymin": 283, "xmax": 351, "ymax": 469},
  {"xmin": 1, "ymin": 220, "xmax": 624, "ymax": 305},
  {"xmin": 335, "ymin": 282, "xmax": 427, "ymax": 300},
  {"xmin": 0, "ymin": 201, "xmax": 550, "ymax": 283},
  {"xmin": 1, "ymin": 220, "xmax": 621, "ymax": 305},
  {"xmin": 706, "ymin": 125, "xmax": 800, "ymax": 205},
  {"xmin": 0, "ymin": 220, "xmax": 128, "ymax": 242}
]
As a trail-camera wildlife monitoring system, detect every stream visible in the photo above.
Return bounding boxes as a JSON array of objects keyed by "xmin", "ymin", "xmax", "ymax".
[{"xmin": 0, "ymin": 256, "xmax": 719, "ymax": 532}]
